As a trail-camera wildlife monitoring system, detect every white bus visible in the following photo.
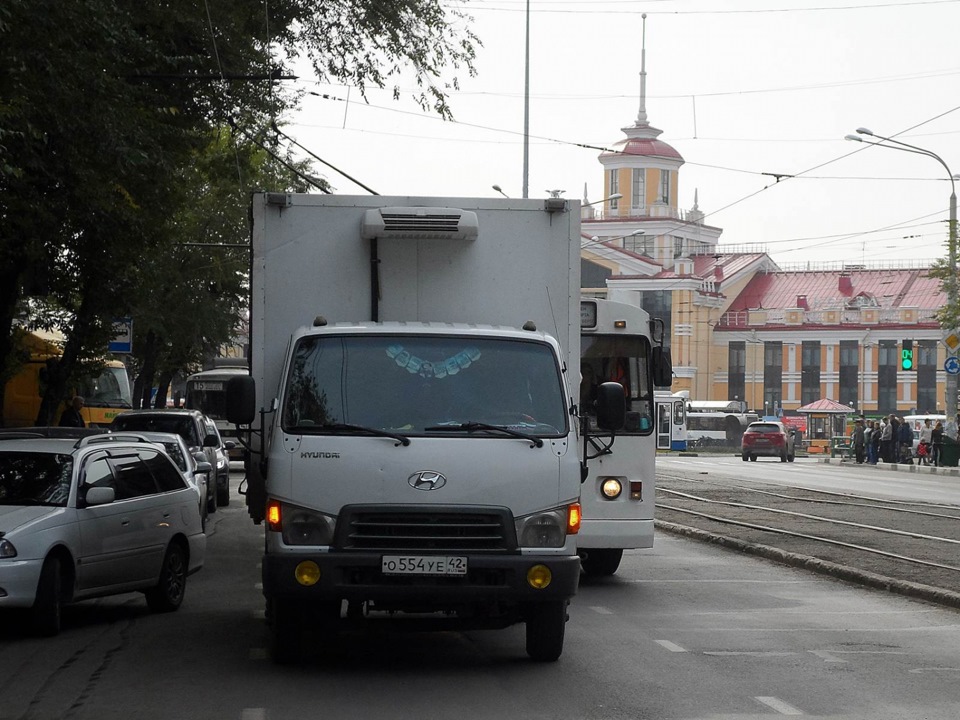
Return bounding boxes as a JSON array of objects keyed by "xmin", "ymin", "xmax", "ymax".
[
  {"xmin": 654, "ymin": 391, "xmax": 687, "ymax": 451},
  {"xmin": 184, "ymin": 361, "xmax": 248, "ymax": 461},
  {"xmin": 578, "ymin": 298, "xmax": 672, "ymax": 576},
  {"xmin": 686, "ymin": 400, "xmax": 757, "ymax": 448}
]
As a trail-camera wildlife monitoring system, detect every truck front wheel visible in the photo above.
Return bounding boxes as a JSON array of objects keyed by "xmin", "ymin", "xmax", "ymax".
[
  {"xmin": 525, "ymin": 600, "xmax": 567, "ymax": 662},
  {"xmin": 269, "ymin": 598, "xmax": 305, "ymax": 664},
  {"xmin": 581, "ymin": 548, "xmax": 623, "ymax": 577}
]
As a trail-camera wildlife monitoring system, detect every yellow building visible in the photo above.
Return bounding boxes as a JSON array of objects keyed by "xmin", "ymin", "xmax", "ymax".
[{"xmin": 581, "ymin": 25, "xmax": 950, "ymax": 418}]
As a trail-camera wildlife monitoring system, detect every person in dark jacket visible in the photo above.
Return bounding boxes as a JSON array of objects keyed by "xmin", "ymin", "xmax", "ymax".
[
  {"xmin": 931, "ymin": 420, "xmax": 944, "ymax": 467},
  {"xmin": 852, "ymin": 419, "xmax": 865, "ymax": 464},
  {"xmin": 897, "ymin": 416, "xmax": 913, "ymax": 463},
  {"xmin": 58, "ymin": 396, "xmax": 86, "ymax": 428}
]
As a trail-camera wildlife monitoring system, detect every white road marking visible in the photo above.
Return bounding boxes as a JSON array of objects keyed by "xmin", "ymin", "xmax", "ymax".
[
  {"xmin": 240, "ymin": 709, "xmax": 267, "ymax": 720},
  {"xmin": 704, "ymin": 651, "xmax": 796, "ymax": 657},
  {"xmin": 908, "ymin": 667, "xmax": 960, "ymax": 674},
  {"xmin": 589, "ymin": 606, "xmax": 613, "ymax": 614},
  {"xmin": 808, "ymin": 649, "xmax": 847, "ymax": 663},
  {"xmin": 654, "ymin": 640, "xmax": 687, "ymax": 653},
  {"xmin": 254, "ymin": 582, "xmax": 263, "ymax": 590},
  {"xmin": 755, "ymin": 696, "xmax": 804, "ymax": 715}
]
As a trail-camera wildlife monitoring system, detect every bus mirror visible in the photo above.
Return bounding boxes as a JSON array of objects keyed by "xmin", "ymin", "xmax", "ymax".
[
  {"xmin": 595, "ymin": 382, "xmax": 626, "ymax": 432},
  {"xmin": 225, "ymin": 375, "xmax": 257, "ymax": 425},
  {"xmin": 652, "ymin": 347, "xmax": 673, "ymax": 387}
]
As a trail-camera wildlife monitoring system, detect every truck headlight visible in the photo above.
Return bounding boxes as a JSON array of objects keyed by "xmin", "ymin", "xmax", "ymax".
[
  {"xmin": 515, "ymin": 508, "xmax": 567, "ymax": 548},
  {"xmin": 268, "ymin": 500, "xmax": 336, "ymax": 546}
]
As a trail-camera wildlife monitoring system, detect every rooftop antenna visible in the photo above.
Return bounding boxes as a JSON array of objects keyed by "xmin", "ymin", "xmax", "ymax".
[{"xmin": 636, "ymin": 13, "xmax": 648, "ymax": 126}]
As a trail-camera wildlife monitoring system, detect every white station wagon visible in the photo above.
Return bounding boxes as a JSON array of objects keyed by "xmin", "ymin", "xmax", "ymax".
[{"xmin": 0, "ymin": 432, "xmax": 206, "ymax": 635}]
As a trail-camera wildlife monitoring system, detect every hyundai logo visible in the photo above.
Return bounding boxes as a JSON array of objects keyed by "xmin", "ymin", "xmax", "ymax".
[{"xmin": 408, "ymin": 470, "xmax": 447, "ymax": 491}]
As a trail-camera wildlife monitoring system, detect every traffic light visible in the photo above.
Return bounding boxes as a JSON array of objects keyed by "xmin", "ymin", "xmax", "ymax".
[{"xmin": 901, "ymin": 340, "xmax": 914, "ymax": 371}]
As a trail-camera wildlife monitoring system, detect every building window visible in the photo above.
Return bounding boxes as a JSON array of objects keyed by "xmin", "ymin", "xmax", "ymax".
[
  {"xmin": 673, "ymin": 236, "xmax": 684, "ymax": 258},
  {"xmin": 839, "ymin": 340, "xmax": 859, "ymax": 411},
  {"xmin": 801, "ymin": 341, "xmax": 820, "ymax": 406},
  {"xmin": 763, "ymin": 341, "xmax": 782, "ymax": 413},
  {"xmin": 659, "ymin": 170, "xmax": 671, "ymax": 204},
  {"xmin": 632, "ymin": 168, "xmax": 645, "ymax": 211},
  {"xmin": 623, "ymin": 234, "xmax": 654, "ymax": 256},
  {"xmin": 609, "ymin": 170, "xmax": 619, "ymax": 210},
  {"xmin": 877, "ymin": 340, "xmax": 897, "ymax": 414},
  {"xmin": 729, "ymin": 342, "xmax": 745, "ymax": 404},
  {"xmin": 917, "ymin": 339, "xmax": 938, "ymax": 413}
]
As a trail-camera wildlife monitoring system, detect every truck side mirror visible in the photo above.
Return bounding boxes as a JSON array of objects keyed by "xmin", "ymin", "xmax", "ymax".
[
  {"xmin": 652, "ymin": 346, "xmax": 673, "ymax": 388},
  {"xmin": 226, "ymin": 375, "xmax": 257, "ymax": 425},
  {"xmin": 595, "ymin": 381, "xmax": 626, "ymax": 432}
]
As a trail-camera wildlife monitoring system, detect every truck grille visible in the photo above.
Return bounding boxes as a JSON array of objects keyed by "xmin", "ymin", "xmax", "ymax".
[{"xmin": 336, "ymin": 505, "xmax": 515, "ymax": 552}]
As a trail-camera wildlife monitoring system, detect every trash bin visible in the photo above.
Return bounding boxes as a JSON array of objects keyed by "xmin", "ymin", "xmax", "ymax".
[{"xmin": 940, "ymin": 438, "xmax": 960, "ymax": 467}]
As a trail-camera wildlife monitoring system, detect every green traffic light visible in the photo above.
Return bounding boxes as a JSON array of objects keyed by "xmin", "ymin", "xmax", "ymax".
[{"xmin": 901, "ymin": 349, "xmax": 914, "ymax": 370}]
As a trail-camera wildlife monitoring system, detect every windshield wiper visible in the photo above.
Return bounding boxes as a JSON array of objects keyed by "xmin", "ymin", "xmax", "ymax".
[
  {"xmin": 317, "ymin": 422, "xmax": 411, "ymax": 446},
  {"xmin": 424, "ymin": 422, "xmax": 543, "ymax": 448}
]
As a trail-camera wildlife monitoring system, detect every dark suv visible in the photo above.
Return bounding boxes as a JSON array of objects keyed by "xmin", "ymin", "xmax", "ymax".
[
  {"xmin": 741, "ymin": 421, "xmax": 795, "ymax": 462},
  {"xmin": 110, "ymin": 409, "xmax": 233, "ymax": 509}
]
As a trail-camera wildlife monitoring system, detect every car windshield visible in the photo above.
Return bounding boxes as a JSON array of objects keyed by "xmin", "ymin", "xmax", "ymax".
[
  {"xmin": 0, "ymin": 451, "xmax": 74, "ymax": 506},
  {"xmin": 281, "ymin": 334, "xmax": 568, "ymax": 436},
  {"xmin": 112, "ymin": 415, "xmax": 201, "ymax": 447}
]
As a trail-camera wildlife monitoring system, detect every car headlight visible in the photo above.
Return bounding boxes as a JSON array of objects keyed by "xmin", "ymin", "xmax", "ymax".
[
  {"xmin": 0, "ymin": 538, "xmax": 17, "ymax": 558},
  {"xmin": 268, "ymin": 500, "xmax": 336, "ymax": 546},
  {"xmin": 515, "ymin": 507, "xmax": 568, "ymax": 548}
]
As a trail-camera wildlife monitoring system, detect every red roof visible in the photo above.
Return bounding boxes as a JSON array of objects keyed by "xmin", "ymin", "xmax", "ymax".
[
  {"xmin": 796, "ymin": 399, "xmax": 856, "ymax": 414},
  {"xmin": 725, "ymin": 269, "xmax": 944, "ymax": 313},
  {"xmin": 601, "ymin": 137, "xmax": 683, "ymax": 161}
]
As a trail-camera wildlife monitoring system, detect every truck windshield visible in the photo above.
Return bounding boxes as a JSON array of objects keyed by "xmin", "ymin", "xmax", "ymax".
[
  {"xmin": 282, "ymin": 335, "xmax": 568, "ymax": 437},
  {"xmin": 580, "ymin": 335, "xmax": 654, "ymax": 435}
]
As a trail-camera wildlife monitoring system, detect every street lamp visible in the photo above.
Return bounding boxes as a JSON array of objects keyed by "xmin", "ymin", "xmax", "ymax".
[
  {"xmin": 492, "ymin": 184, "xmax": 510, "ymax": 198},
  {"xmin": 845, "ymin": 128, "xmax": 958, "ymax": 424}
]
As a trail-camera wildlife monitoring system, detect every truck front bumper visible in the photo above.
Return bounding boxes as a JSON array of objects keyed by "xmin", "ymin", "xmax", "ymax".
[{"xmin": 262, "ymin": 551, "xmax": 581, "ymax": 607}]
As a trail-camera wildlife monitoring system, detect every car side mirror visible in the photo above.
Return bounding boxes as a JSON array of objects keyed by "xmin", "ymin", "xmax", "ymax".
[
  {"xmin": 195, "ymin": 461, "xmax": 213, "ymax": 475},
  {"xmin": 202, "ymin": 433, "xmax": 219, "ymax": 448},
  {"xmin": 652, "ymin": 346, "xmax": 673, "ymax": 387},
  {"xmin": 226, "ymin": 375, "xmax": 257, "ymax": 425},
  {"xmin": 595, "ymin": 382, "xmax": 626, "ymax": 432},
  {"xmin": 223, "ymin": 440, "xmax": 236, "ymax": 450},
  {"xmin": 85, "ymin": 486, "xmax": 115, "ymax": 506},
  {"xmin": 193, "ymin": 451, "xmax": 207, "ymax": 464}
]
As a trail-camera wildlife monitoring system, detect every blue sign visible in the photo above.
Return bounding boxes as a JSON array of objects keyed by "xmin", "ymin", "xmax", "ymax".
[
  {"xmin": 109, "ymin": 317, "xmax": 133, "ymax": 353},
  {"xmin": 945, "ymin": 356, "xmax": 960, "ymax": 376}
]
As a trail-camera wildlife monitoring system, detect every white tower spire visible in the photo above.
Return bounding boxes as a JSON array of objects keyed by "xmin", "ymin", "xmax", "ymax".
[{"xmin": 636, "ymin": 13, "xmax": 648, "ymax": 126}]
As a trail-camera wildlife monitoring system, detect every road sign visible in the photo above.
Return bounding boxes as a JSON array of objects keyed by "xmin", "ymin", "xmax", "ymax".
[
  {"xmin": 109, "ymin": 317, "xmax": 133, "ymax": 353},
  {"xmin": 945, "ymin": 356, "xmax": 960, "ymax": 376},
  {"xmin": 943, "ymin": 330, "xmax": 960, "ymax": 353}
]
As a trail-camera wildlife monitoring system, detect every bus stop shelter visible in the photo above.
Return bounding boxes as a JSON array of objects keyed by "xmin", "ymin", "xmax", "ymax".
[{"xmin": 796, "ymin": 399, "xmax": 856, "ymax": 455}]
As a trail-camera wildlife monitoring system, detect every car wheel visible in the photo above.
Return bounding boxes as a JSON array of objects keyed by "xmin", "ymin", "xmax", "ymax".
[
  {"xmin": 581, "ymin": 549, "xmax": 623, "ymax": 577},
  {"xmin": 526, "ymin": 600, "xmax": 567, "ymax": 662},
  {"xmin": 145, "ymin": 542, "xmax": 187, "ymax": 613},
  {"xmin": 31, "ymin": 556, "xmax": 63, "ymax": 636},
  {"xmin": 216, "ymin": 476, "xmax": 230, "ymax": 507},
  {"xmin": 788, "ymin": 454, "xmax": 795, "ymax": 463},
  {"xmin": 741, "ymin": 452, "xmax": 749, "ymax": 461},
  {"xmin": 780, "ymin": 451, "xmax": 787, "ymax": 462},
  {"xmin": 749, "ymin": 455, "xmax": 757, "ymax": 462}
]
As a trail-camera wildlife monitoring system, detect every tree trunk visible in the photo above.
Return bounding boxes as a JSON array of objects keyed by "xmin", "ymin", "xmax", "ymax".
[
  {"xmin": 154, "ymin": 369, "xmax": 173, "ymax": 409},
  {"xmin": 137, "ymin": 330, "xmax": 158, "ymax": 409}
]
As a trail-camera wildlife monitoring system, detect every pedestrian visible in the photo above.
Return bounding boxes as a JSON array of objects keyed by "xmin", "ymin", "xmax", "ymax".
[
  {"xmin": 870, "ymin": 419, "xmax": 881, "ymax": 464},
  {"xmin": 58, "ymin": 396, "xmax": 86, "ymax": 428},
  {"xmin": 932, "ymin": 420, "xmax": 944, "ymax": 467},
  {"xmin": 864, "ymin": 420, "xmax": 874, "ymax": 464},
  {"xmin": 852, "ymin": 418, "xmax": 865, "ymax": 464},
  {"xmin": 879, "ymin": 416, "xmax": 893, "ymax": 462},
  {"xmin": 897, "ymin": 416, "xmax": 913, "ymax": 464},
  {"xmin": 918, "ymin": 418, "xmax": 933, "ymax": 466}
]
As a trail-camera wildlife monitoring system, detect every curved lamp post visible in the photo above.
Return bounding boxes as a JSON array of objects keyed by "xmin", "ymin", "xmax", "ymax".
[{"xmin": 845, "ymin": 128, "xmax": 958, "ymax": 422}]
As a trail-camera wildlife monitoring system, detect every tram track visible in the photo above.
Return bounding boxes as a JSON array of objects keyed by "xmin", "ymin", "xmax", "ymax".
[{"xmin": 653, "ymin": 470, "xmax": 960, "ymax": 607}]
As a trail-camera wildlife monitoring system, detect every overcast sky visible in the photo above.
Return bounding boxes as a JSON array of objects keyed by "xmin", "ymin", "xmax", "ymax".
[{"xmin": 286, "ymin": 0, "xmax": 960, "ymax": 268}]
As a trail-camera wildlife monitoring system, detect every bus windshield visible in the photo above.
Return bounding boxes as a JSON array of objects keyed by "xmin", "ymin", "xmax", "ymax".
[
  {"xmin": 282, "ymin": 334, "xmax": 568, "ymax": 437},
  {"xmin": 78, "ymin": 366, "xmax": 132, "ymax": 408},
  {"xmin": 580, "ymin": 335, "xmax": 654, "ymax": 435}
]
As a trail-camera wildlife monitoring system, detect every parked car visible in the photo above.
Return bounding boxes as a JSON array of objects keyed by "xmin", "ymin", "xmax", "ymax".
[
  {"xmin": 109, "ymin": 409, "xmax": 232, "ymax": 510},
  {"xmin": 106, "ymin": 430, "xmax": 213, "ymax": 530},
  {"xmin": 0, "ymin": 433, "xmax": 206, "ymax": 635},
  {"xmin": 741, "ymin": 421, "xmax": 795, "ymax": 462}
]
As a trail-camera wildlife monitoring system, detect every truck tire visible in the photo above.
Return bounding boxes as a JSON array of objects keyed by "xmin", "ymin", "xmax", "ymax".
[
  {"xmin": 31, "ymin": 556, "xmax": 63, "ymax": 636},
  {"xmin": 145, "ymin": 542, "xmax": 186, "ymax": 612},
  {"xmin": 525, "ymin": 600, "xmax": 567, "ymax": 662},
  {"xmin": 269, "ymin": 598, "xmax": 305, "ymax": 664},
  {"xmin": 581, "ymin": 549, "xmax": 623, "ymax": 577}
]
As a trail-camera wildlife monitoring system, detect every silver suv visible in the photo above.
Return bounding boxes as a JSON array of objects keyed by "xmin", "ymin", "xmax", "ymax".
[
  {"xmin": 110, "ymin": 409, "xmax": 233, "ymax": 510},
  {"xmin": 0, "ymin": 431, "xmax": 206, "ymax": 635}
]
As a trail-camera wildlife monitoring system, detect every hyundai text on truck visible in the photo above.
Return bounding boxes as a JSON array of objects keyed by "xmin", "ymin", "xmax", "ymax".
[{"xmin": 226, "ymin": 193, "xmax": 625, "ymax": 663}]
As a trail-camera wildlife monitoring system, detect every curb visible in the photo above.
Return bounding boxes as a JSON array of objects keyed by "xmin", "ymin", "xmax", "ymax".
[
  {"xmin": 654, "ymin": 519, "xmax": 960, "ymax": 611},
  {"xmin": 817, "ymin": 457, "xmax": 960, "ymax": 475}
]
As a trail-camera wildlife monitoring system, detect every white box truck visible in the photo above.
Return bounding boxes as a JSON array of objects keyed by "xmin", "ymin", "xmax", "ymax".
[{"xmin": 227, "ymin": 193, "xmax": 626, "ymax": 663}]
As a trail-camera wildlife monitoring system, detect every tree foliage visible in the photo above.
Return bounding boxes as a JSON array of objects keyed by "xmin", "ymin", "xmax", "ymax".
[{"xmin": 0, "ymin": 0, "xmax": 478, "ymax": 423}]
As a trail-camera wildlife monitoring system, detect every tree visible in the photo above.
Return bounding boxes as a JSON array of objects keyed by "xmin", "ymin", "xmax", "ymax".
[{"xmin": 0, "ymin": 0, "xmax": 478, "ymax": 424}]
